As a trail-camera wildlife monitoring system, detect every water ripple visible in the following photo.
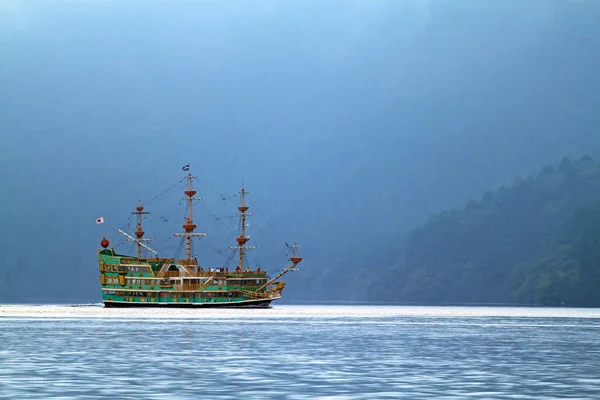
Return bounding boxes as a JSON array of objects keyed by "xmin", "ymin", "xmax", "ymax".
[{"xmin": 0, "ymin": 305, "xmax": 599, "ymax": 399}]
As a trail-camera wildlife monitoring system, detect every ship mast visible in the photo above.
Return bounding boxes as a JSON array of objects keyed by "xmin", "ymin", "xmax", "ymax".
[
  {"xmin": 132, "ymin": 197, "xmax": 150, "ymax": 259},
  {"xmin": 174, "ymin": 169, "xmax": 207, "ymax": 261},
  {"xmin": 230, "ymin": 183, "xmax": 255, "ymax": 270}
]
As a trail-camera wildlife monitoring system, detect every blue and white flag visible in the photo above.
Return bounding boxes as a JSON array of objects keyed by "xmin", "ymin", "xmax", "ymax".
[{"xmin": 182, "ymin": 164, "xmax": 190, "ymax": 171}]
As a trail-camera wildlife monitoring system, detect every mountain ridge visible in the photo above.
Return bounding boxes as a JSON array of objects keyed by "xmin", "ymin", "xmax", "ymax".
[{"xmin": 368, "ymin": 155, "xmax": 600, "ymax": 306}]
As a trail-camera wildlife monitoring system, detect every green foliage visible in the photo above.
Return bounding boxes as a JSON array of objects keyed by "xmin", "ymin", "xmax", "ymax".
[{"xmin": 369, "ymin": 156, "xmax": 600, "ymax": 306}]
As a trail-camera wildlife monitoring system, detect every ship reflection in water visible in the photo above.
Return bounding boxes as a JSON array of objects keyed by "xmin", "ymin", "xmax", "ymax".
[{"xmin": 1, "ymin": 305, "xmax": 599, "ymax": 399}]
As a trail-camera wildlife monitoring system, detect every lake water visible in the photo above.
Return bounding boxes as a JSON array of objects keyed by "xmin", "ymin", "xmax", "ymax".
[{"xmin": 1, "ymin": 305, "xmax": 599, "ymax": 399}]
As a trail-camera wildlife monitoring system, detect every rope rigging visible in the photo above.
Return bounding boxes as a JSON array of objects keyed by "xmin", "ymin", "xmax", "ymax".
[
  {"xmin": 109, "ymin": 174, "xmax": 294, "ymax": 272},
  {"xmin": 147, "ymin": 200, "xmax": 183, "ymax": 223},
  {"xmin": 222, "ymin": 248, "xmax": 237, "ymax": 269},
  {"xmin": 196, "ymin": 178, "xmax": 238, "ymax": 205},
  {"xmin": 142, "ymin": 177, "xmax": 187, "ymax": 207},
  {"xmin": 174, "ymin": 237, "xmax": 184, "ymax": 261}
]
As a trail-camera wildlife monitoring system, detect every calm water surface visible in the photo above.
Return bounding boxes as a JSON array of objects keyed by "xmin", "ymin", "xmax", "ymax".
[{"xmin": 1, "ymin": 305, "xmax": 599, "ymax": 399}]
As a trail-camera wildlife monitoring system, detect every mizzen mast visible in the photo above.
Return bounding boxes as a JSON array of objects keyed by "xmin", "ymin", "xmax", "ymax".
[
  {"xmin": 230, "ymin": 184, "xmax": 255, "ymax": 270},
  {"xmin": 174, "ymin": 168, "xmax": 207, "ymax": 262}
]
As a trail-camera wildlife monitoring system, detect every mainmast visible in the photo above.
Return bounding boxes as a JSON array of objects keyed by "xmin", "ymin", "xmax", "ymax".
[
  {"xmin": 132, "ymin": 198, "xmax": 150, "ymax": 259},
  {"xmin": 174, "ymin": 169, "xmax": 207, "ymax": 261},
  {"xmin": 230, "ymin": 184, "xmax": 255, "ymax": 270}
]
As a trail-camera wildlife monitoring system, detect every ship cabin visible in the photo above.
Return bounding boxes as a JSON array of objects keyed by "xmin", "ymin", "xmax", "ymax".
[{"xmin": 98, "ymin": 249, "xmax": 272, "ymax": 304}]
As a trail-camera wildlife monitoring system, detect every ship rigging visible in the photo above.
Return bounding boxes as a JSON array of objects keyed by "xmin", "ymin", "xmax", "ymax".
[{"xmin": 97, "ymin": 165, "xmax": 302, "ymax": 308}]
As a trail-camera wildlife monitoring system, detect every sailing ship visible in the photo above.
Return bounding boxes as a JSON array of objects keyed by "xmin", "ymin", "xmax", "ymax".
[{"xmin": 97, "ymin": 167, "xmax": 302, "ymax": 308}]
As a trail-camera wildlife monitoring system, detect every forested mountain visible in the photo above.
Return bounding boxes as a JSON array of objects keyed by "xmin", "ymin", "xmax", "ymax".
[{"xmin": 368, "ymin": 156, "xmax": 600, "ymax": 306}]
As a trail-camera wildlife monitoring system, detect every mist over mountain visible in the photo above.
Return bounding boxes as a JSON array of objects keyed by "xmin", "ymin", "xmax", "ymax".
[
  {"xmin": 0, "ymin": 1, "xmax": 599, "ymax": 302},
  {"xmin": 367, "ymin": 156, "xmax": 600, "ymax": 306}
]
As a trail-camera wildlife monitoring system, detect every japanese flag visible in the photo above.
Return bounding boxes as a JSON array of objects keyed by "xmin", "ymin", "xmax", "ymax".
[{"xmin": 96, "ymin": 217, "xmax": 105, "ymax": 224}]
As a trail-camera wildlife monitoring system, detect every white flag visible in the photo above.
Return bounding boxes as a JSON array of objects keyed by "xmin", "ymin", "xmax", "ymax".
[{"xmin": 96, "ymin": 217, "xmax": 105, "ymax": 224}]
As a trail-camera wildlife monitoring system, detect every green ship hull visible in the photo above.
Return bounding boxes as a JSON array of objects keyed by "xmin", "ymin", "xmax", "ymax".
[
  {"xmin": 98, "ymin": 249, "xmax": 284, "ymax": 308},
  {"xmin": 103, "ymin": 298, "xmax": 275, "ymax": 308}
]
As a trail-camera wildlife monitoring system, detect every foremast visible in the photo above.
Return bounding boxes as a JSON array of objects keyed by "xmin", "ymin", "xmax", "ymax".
[
  {"xmin": 116, "ymin": 196, "xmax": 158, "ymax": 258},
  {"xmin": 174, "ymin": 169, "xmax": 207, "ymax": 262},
  {"xmin": 229, "ymin": 184, "xmax": 255, "ymax": 270}
]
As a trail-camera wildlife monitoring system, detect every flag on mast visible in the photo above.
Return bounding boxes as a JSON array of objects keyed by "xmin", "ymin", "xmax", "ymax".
[
  {"xmin": 96, "ymin": 217, "xmax": 105, "ymax": 224},
  {"xmin": 182, "ymin": 164, "xmax": 190, "ymax": 171}
]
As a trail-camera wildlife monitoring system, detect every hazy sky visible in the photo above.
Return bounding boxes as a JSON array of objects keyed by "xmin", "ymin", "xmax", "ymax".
[{"xmin": 1, "ymin": 0, "xmax": 599, "ymax": 300}]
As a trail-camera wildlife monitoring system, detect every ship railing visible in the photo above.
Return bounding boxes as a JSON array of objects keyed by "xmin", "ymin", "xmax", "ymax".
[
  {"xmin": 156, "ymin": 269, "xmax": 203, "ymax": 278},
  {"xmin": 155, "ymin": 270, "xmax": 268, "ymax": 279},
  {"xmin": 242, "ymin": 290, "xmax": 277, "ymax": 300},
  {"xmin": 119, "ymin": 257, "xmax": 175, "ymax": 265},
  {"xmin": 186, "ymin": 271, "xmax": 267, "ymax": 278},
  {"xmin": 153, "ymin": 258, "xmax": 176, "ymax": 264},
  {"xmin": 158, "ymin": 271, "xmax": 181, "ymax": 278},
  {"xmin": 120, "ymin": 258, "xmax": 143, "ymax": 264},
  {"xmin": 175, "ymin": 268, "xmax": 195, "ymax": 278},
  {"xmin": 176, "ymin": 259, "xmax": 199, "ymax": 266},
  {"xmin": 155, "ymin": 269, "xmax": 196, "ymax": 278}
]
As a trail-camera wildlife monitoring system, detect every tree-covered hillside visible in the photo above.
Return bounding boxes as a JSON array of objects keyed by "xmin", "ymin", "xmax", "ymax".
[{"xmin": 368, "ymin": 156, "xmax": 600, "ymax": 306}]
